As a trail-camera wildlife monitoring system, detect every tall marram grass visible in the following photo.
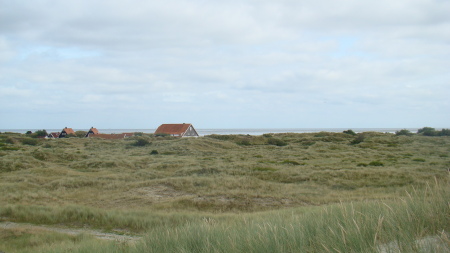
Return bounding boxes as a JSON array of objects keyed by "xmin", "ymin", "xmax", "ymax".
[
  {"xmin": 132, "ymin": 182, "xmax": 449, "ymax": 253},
  {"xmin": 38, "ymin": 181, "xmax": 449, "ymax": 253}
]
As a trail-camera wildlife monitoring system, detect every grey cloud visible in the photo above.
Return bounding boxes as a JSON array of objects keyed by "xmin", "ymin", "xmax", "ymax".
[{"xmin": 1, "ymin": 0, "xmax": 449, "ymax": 128}]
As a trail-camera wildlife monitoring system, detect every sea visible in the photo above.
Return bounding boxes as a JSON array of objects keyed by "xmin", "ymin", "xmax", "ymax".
[{"xmin": 0, "ymin": 128, "xmax": 420, "ymax": 136}]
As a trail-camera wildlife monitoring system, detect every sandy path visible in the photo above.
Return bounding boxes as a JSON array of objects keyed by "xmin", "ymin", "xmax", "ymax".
[{"xmin": 0, "ymin": 221, "xmax": 142, "ymax": 242}]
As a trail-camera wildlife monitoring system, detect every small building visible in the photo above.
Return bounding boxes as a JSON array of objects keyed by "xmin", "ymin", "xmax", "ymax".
[
  {"xmin": 85, "ymin": 127, "xmax": 99, "ymax": 137},
  {"xmin": 154, "ymin": 123, "xmax": 199, "ymax": 137},
  {"xmin": 59, "ymin": 127, "xmax": 75, "ymax": 138},
  {"xmin": 47, "ymin": 132, "xmax": 60, "ymax": 139}
]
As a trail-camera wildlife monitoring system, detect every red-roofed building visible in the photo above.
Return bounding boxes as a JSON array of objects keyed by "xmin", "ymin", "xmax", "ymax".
[
  {"xmin": 47, "ymin": 132, "xmax": 60, "ymax": 138},
  {"xmin": 154, "ymin": 123, "xmax": 199, "ymax": 137},
  {"xmin": 85, "ymin": 127, "xmax": 99, "ymax": 137},
  {"xmin": 59, "ymin": 127, "xmax": 75, "ymax": 138}
]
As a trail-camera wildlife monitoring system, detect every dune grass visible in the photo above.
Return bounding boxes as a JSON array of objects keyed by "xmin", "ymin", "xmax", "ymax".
[
  {"xmin": 1, "ymin": 132, "xmax": 448, "ymax": 212},
  {"xmin": 133, "ymin": 182, "xmax": 449, "ymax": 253},
  {"xmin": 4, "ymin": 180, "xmax": 446, "ymax": 253},
  {"xmin": 0, "ymin": 131, "xmax": 449, "ymax": 252}
]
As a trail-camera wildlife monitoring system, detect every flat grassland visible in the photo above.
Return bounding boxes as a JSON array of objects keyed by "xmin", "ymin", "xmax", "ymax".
[{"xmin": 0, "ymin": 132, "xmax": 449, "ymax": 252}]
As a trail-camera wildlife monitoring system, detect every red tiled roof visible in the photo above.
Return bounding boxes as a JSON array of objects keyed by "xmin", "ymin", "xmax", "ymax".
[
  {"xmin": 154, "ymin": 124, "xmax": 192, "ymax": 136},
  {"xmin": 49, "ymin": 132, "xmax": 60, "ymax": 138},
  {"xmin": 89, "ymin": 127, "xmax": 99, "ymax": 134},
  {"xmin": 62, "ymin": 127, "xmax": 75, "ymax": 134}
]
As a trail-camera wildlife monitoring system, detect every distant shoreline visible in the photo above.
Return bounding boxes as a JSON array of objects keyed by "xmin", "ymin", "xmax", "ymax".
[{"xmin": 0, "ymin": 128, "xmax": 423, "ymax": 136}]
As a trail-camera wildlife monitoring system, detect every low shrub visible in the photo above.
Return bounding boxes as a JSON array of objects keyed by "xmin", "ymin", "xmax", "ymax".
[
  {"xmin": 395, "ymin": 129, "xmax": 413, "ymax": 136},
  {"xmin": 267, "ymin": 138, "xmax": 287, "ymax": 146},
  {"xmin": 66, "ymin": 133, "xmax": 77, "ymax": 138},
  {"xmin": 133, "ymin": 137, "xmax": 151, "ymax": 147},
  {"xmin": 418, "ymin": 127, "xmax": 437, "ymax": 136},
  {"xmin": 343, "ymin": 129, "xmax": 356, "ymax": 135},
  {"xmin": 440, "ymin": 128, "xmax": 450, "ymax": 136},
  {"xmin": 75, "ymin": 131, "xmax": 87, "ymax": 138},
  {"xmin": 32, "ymin": 129, "xmax": 48, "ymax": 138},
  {"xmin": 155, "ymin": 133, "xmax": 171, "ymax": 137},
  {"xmin": 368, "ymin": 161, "xmax": 384, "ymax": 166},
  {"xmin": 417, "ymin": 127, "xmax": 450, "ymax": 136}
]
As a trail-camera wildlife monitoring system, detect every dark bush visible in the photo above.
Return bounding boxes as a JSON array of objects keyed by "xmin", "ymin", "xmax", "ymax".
[
  {"xmin": 155, "ymin": 133, "xmax": 171, "ymax": 137},
  {"xmin": 343, "ymin": 129, "xmax": 356, "ymax": 135},
  {"xmin": 150, "ymin": 150, "xmax": 159, "ymax": 155},
  {"xmin": 75, "ymin": 131, "xmax": 87, "ymax": 138},
  {"xmin": 438, "ymin": 129, "xmax": 450, "ymax": 136},
  {"xmin": 32, "ymin": 129, "xmax": 48, "ymax": 138},
  {"xmin": 368, "ymin": 161, "xmax": 384, "ymax": 166},
  {"xmin": 395, "ymin": 129, "xmax": 413, "ymax": 136},
  {"xmin": 133, "ymin": 137, "xmax": 151, "ymax": 146},
  {"xmin": 417, "ymin": 127, "xmax": 437, "ymax": 136},
  {"xmin": 267, "ymin": 138, "xmax": 287, "ymax": 146}
]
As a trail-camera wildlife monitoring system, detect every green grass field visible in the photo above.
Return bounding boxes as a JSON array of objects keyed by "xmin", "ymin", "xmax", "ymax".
[{"xmin": 0, "ymin": 131, "xmax": 449, "ymax": 252}]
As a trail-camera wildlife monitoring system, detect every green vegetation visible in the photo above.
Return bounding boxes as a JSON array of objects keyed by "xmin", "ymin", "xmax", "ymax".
[
  {"xmin": 0, "ymin": 130, "xmax": 449, "ymax": 252},
  {"xmin": 75, "ymin": 131, "xmax": 87, "ymax": 138},
  {"xmin": 343, "ymin": 129, "xmax": 357, "ymax": 135},
  {"xmin": 132, "ymin": 137, "xmax": 152, "ymax": 146},
  {"xmin": 20, "ymin": 138, "xmax": 40, "ymax": 146},
  {"xmin": 33, "ymin": 129, "xmax": 48, "ymax": 138},
  {"xmin": 368, "ymin": 161, "xmax": 384, "ymax": 166},
  {"xmin": 395, "ymin": 129, "xmax": 413, "ymax": 136},
  {"xmin": 418, "ymin": 127, "xmax": 450, "ymax": 136}
]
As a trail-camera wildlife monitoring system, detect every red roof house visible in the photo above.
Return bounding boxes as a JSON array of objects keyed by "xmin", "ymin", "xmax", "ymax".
[
  {"xmin": 47, "ymin": 132, "xmax": 60, "ymax": 138},
  {"xmin": 154, "ymin": 123, "xmax": 199, "ymax": 137},
  {"xmin": 85, "ymin": 127, "xmax": 99, "ymax": 137},
  {"xmin": 59, "ymin": 127, "xmax": 75, "ymax": 138}
]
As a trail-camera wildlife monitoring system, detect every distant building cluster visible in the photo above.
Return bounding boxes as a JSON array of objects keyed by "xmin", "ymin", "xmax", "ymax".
[{"xmin": 46, "ymin": 124, "xmax": 199, "ymax": 139}]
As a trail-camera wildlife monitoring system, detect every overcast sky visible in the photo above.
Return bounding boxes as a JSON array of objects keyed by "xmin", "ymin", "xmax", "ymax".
[{"xmin": 1, "ymin": 0, "xmax": 449, "ymax": 129}]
